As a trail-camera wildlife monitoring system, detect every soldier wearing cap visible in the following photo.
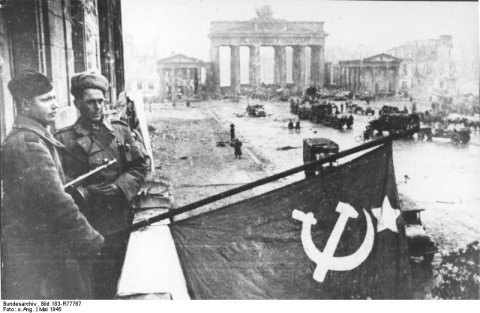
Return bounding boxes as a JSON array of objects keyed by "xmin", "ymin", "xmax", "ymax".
[
  {"xmin": 1, "ymin": 70, "xmax": 104, "ymax": 299},
  {"xmin": 54, "ymin": 71, "xmax": 147, "ymax": 299}
]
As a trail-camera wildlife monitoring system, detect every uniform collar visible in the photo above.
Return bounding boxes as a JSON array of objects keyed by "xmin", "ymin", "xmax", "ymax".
[
  {"xmin": 74, "ymin": 116, "xmax": 114, "ymax": 135},
  {"xmin": 13, "ymin": 115, "xmax": 64, "ymax": 147}
]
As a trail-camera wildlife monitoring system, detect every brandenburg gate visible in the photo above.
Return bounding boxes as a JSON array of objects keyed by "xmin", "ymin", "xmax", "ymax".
[{"xmin": 208, "ymin": 9, "xmax": 327, "ymax": 95}]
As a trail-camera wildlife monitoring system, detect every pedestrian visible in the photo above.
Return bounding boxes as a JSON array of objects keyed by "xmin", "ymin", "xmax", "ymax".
[
  {"xmin": 1, "ymin": 70, "xmax": 104, "ymax": 299},
  {"xmin": 295, "ymin": 120, "xmax": 301, "ymax": 132},
  {"xmin": 288, "ymin": 119, "xmax": 294, "ymax": 133},
  {"xmin": 347, "ymin": 114, "xmax": 354, "ymax": 129},
  {"xmin": 230, "ymin": 123, "xmax": 235, "ymax": 141},
  {"xmin": 54, "ymin": 72, "xmax": 148, "ymax": 299},
  {"xmin": 234, "ymin": 138, "xmax": 243, "ymax": 159}
]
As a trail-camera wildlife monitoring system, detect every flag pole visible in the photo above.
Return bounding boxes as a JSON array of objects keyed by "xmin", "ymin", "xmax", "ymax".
[{"xmin": 106, "ymin": 127, "xmax": 424, "ymax": 238}]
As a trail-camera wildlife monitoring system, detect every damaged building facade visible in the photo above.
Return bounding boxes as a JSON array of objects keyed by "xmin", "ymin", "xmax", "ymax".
[
  {"xmin": 208, "ymin": 7, "xmax": 327, "ymax": 95},
  {"xmin": 387, "ymin": 35, "xmax": 457, "ymax": 96},
  {"xmin": 124, "ymin": 35, "xmax": 162, "ymax": 102},
  {"xmin": 157, "ymin": 54, "xmax": 207, "ymax": 101},
  {"xmin": 0, "ymin": 0, "xmax": 124, "ymax": 141}
]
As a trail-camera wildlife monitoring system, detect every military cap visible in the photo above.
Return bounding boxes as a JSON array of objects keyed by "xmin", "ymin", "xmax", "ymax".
[
  {"xmin": 7, "ymin": 70, "xmax": 53, "ymax": 100},
  {"xmin": 71, "ymin": 71, "xmax": 108, "ymax": 98}
]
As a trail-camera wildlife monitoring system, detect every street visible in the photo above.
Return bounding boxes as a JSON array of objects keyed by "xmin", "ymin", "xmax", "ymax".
[{"xmin": 145, "ymin": 98, "xmax": 480, "ymax": 299}]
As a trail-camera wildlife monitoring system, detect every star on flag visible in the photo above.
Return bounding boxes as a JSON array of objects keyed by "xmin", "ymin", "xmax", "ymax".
[{"xmin": 371, "ymin": 196, "xmax": 401, "ymax": 233}]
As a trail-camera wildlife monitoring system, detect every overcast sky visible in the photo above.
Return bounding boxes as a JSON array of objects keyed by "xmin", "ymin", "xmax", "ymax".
[{"xmin": 122, "ymin": 0, "xmax": 479, "ymax": 61}]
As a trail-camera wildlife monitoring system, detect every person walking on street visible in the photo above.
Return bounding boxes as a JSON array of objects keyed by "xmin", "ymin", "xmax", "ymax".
[
  {"xmin": 54, "ymin": 72, "xmax": 148, "ymax": 299},
  {"xmin": 234, "ymin": 138, "xmax": 243, "ymax": 159},
  {"xmin": 2, "ymin": 70, "xmax": 104, "ymax": 299},
  {"xmin": 295, "ymin": 120, "xmax": 301, "ymax": 132},
  {"xmin": 288, "ymin": 119, "xmax": 294, "ymax": 133}
]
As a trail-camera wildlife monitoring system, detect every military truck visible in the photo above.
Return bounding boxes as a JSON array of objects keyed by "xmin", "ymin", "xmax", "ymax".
[{"xmin": 303, "ymin": 138, "xmax": 340, "ymax": 178}]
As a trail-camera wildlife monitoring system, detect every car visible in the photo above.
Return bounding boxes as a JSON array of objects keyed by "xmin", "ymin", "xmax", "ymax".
[
  {"xmin": 379, "ymin": 105, "xmax": 401, "ymax": 115},
  {"xmin": 365, "ymin": 107, "xmax": 375, "ymax": 116},
  {"xmin": 246, "ymin": 104, "xmax": 266, "ymax": 117},
  {"xmin": 399, "ymin": 194, "xmax": 438, "ymax": 263},
  {"xmin": 354, "ymin": 106, "xmax": 364, "ymax": 115}
]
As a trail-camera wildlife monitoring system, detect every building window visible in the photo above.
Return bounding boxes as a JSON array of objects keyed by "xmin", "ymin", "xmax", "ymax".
[
  {"xmin": 148, "ymin": 81, "xmax": 154, "ymax": 90},
  {"xmin": 403, "ymin": 64, "xmax": 407, "ymax": 75},
  {"xmin": 137, "ymin": 82, "xmax": 143, "ymax": 90}
]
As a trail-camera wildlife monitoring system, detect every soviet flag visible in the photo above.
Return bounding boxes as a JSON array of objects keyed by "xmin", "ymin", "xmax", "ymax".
[{"xmin": 169, "ymin": 143, "xmax": 412, "ymax": 299}]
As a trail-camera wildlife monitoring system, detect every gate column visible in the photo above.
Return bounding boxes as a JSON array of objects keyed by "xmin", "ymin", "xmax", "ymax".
[{"xmin": 249, "ymin": 45, "xmax": 261, "ymax": 91}]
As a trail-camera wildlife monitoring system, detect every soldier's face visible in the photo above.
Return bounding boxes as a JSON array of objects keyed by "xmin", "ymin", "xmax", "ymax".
[
  {"xmin": 78, "ymin": 88, "xmax": 105, "ymax": 122},
  {"xmin": 24, "ymin": 90, "xmax": 58, "ymax": 126}
]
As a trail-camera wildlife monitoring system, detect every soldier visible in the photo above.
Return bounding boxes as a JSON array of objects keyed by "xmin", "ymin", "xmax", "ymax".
[
  {"xmin": 1, "ymin": 70, "xmax": 104, "ymax": 299},
  {"xmin": 234, "ymin": 138, "xmax": 243, "ymax": 159},
  {"xmin": 54, "ymin": 72, "xmax": 147, "ymax": 299},
  {"xmin": 295, "ymin": 120, "xmax": 301, "ymax": 132},
  {"xmin": 288, "ymin": 119, "xmax": 294, "ymax": 133}
]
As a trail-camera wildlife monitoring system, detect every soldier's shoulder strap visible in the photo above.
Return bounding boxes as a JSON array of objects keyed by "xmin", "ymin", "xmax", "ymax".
[{"xmin": 53, "ymin": 125, "xmax": 75, "ymax": 136}]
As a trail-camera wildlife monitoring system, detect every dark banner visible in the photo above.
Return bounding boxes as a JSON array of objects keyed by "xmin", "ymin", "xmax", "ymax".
[{"xmin": 170, "ymin": 144, "xmax": 412, "ymax": 299}]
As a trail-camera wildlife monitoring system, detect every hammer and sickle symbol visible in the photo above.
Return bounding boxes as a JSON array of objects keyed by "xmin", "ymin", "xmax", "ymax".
[{"xmin": 292, "ymin": 202, "xmax": 374, "ymax": 282}]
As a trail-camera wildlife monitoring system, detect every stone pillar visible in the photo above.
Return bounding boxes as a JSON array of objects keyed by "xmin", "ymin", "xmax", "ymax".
[
  {"xmin": 293, "ymin": 46, "xmax": 306, "ymax": 90},
  {"xmin": 210, "ymin": 44, "xmax": 220, "ymax": 95},
  {"xmin": 249, "ymin": 45, "xmax": 261, "ymax": 91},
  {"xmin": 171, "ymin": 68, "xmax": 177, "ymax": 100},
  {"xmin": 194, "ymin": 68, "xmax": 199, "ymax": 95},
  {"xmin": 274, "ymin": 46, "xmax": 286, "ymax": 87},
  {"xmin": 352, "ymin": 68, "xmax": 355, "ymax": 90},
  {"xmin": 230, "ymin": 45, "xmax": 240, "ymax": 95},
  {"xmin": 318, "ymin": 45, "xmax": 325, "ymax": 88},
  {"xmin": 310, "ymin": 46, "xmax": 320, "ymax": 86},
  {"xmin": 159, "ymin": 67, "xmax": 166, "ymax": 101},
  {"xmin": 345, "ymin": 67, "xmax": 348, "ymax": 89}
]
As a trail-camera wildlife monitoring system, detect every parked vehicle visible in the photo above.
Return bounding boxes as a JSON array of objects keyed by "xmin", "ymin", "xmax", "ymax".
[
  {"xmin": 379, "ymin": 105, "xmax": 400, "ymax": 115},
  {"xmin": 399, "ymin": 194, "xmax": 438, "ymax": 263},
  {"xmin": 418, "ymin": 127, "xmax": 471, "ymax": 144},
  {"xmin": 365, "ymin": 107, "xmax": 375, "ymax": 116},
  {"xmin": 246, "ymin": 104, "xmax": 266, "ymax": 117},
  {"xmin": 303, "ymin": 138, "xmax": 339, "ymax": 178},
  {"xmin": 369, "ymin": 113, "xmax": 420, "ymax": 137}
]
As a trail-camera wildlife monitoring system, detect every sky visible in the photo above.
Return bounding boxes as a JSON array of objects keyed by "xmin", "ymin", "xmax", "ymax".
[{"xmin": 122, "ymin": 0, "xmax": 479, "ymax": 62}]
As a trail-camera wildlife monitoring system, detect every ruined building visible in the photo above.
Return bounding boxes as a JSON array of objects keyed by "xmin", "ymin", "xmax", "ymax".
[
  {"xmin": 0, "ymin": 0, "xmax": 124, "ymax": 141},
  {"xmin": 387, "ymin": 35, "xmax": 457, "ymax": 96},
  {"xmin": 157, "ymin": 54, "xmax": 207, "ymax": 101},
  {"xmin": 124, "ymin": 35, "xmax": 162, "ymax": 101}
]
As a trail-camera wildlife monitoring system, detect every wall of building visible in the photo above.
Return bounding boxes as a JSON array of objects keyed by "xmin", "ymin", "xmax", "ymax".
[
  {"xmin": 1, "ymin": 0, "xmax": 124, "ymax": 140},
  {"xmin": 387, "ymin": 35, "xmax": 457, "ymax": 95}
]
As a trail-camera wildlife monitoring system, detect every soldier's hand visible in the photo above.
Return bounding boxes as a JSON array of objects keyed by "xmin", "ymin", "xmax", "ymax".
[{"xmin": 86, "ymin": 183, "xmax": 120, "ymax": 199}]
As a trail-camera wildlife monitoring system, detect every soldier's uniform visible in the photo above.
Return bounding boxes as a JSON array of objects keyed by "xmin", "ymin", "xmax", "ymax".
[
  {"xmin": 55, "ymin": 115, "xmax": 147, "ymax": 298},
  {"xmin": 54, "ymin": 71, "xmax": 147, "ymax": 299},
  {"xmin": 2, "ymin": 116, "xmax": 104, "ymax": 299},
  {"xmin": 2, "ymin": 70, "xmax": 104, "ymax": 300}
]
